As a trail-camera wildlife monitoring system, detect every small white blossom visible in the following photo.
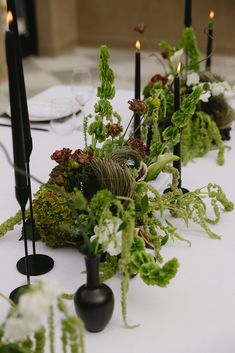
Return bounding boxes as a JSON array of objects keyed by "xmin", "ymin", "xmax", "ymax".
[
  {"xmin": 4, "ymin": 280, "xmax": 61, "ymax": 342},
  {"xmin": 167, "ymin": 74, "xmax": 174, "ymax": 85},
  {"xmin": 224, "ymin": 90, "xmax": 234, "ymax": 99},
  {"xmin": 4, "ymin": 316, "xmax": 35, "ymax": 341},
  {"xmin": 19, "ymin": 291, "xmax": 50, "ymax": 322},
  {"xmin": 91, "ymin": 218, "xmax": 123, "ymax": 256},
  {"xmin": 199, "ymin": 91, "xmax": 211, "ymax": 102},
  {"xmin": 40, "ymin": 279, "xmax": 62, "ymax": 300},
  {"xmin": 211, "ymin": 82, "xmax": 225, "ymax": 96},
  {"xmin": 170, "ymin": 48, "xmax": 184, "ymax": 70},
  {"xmin": 221, "ymin": 81, "xmax": 231, "ymax": 90},
  {"xmin": 186, "ymin": 72, "xmax": 200, "ymax": 86}
]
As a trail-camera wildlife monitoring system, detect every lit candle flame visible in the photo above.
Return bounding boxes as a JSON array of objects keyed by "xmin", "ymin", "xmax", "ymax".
[
  {"xmin": 6, "ymin": 11, "xmax": 13, "ymax": 26},
  {"xmin": 176, "ymin": 62, "xmax": 181, "ymax": 75},
  {"xmin": 209, "ymin": 10, "xmax": 215, "ymax": 20},
  {"xmin": 136, "ymin": 40, "xmax": 141, "ymax": 52}
]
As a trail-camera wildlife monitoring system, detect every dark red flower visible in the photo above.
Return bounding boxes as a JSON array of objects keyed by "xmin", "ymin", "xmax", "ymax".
[
  {"xmin": 50, "ymin": 148, "xmax": 72, "ymax": 165},
  {"xmin": 150, "ymin": 74, "xmax": 168, "ymax": 86},
  {"xmin": 133, "ymin": 23, "xmax": 146, "ymax": 34},
  {"xmin": 129, "ymin": 138, "xmax": 147, "ymax": 158},
  {"xmin": 71, "ymin": 149, "xmax": 93, "ymax": 165},
  {"xmin": 106, "ymin": 123, "xmax": 123, "ymax": 138},
  {"xmin": 161, "ymin": 51, "xmax": 169, "ymax": 59},
  {"xmin": 128, "ymin": 99, "xmax": 149, "ymax": 116},
  {"xmin": 49, "ymin": 165, "xmax": 65, "ymax": 185}
]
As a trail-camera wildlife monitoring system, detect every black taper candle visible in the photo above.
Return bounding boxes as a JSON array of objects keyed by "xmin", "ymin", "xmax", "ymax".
[
  {"xmin": 206, "ymin": 10, "xmax": 214, "ymax": 71},
  {"xmin": 173, "ymin": 66, "xmax": 181, "ymax": 188},
  {"xmin": 134, "ymin": 40, "xmax": 141, "ymax": 138},
  {"xmin": 5, "ymin": 31, "xmax": 29, "ymax": 208},
  {"xmin": 6, "ymin": 0, "xmax": 32, "ymax": 160},
  {"xmin": 184, "ymin": 0, "xmax": 192, "ymax": 28}
]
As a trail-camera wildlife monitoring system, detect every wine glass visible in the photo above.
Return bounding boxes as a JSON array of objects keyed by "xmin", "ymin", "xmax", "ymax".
[
  {"xmin": 71, "ymin": 66, "xmax": 94, "ymax": 127},
  {"xmin": 50, "ymin": 98, "xmax": 75, "ymax": 135}
]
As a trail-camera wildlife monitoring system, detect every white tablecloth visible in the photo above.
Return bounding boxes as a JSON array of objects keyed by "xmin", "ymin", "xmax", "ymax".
[{"xmin": 0, "ymin": 89, "xmax": 235, "ymax": 353}]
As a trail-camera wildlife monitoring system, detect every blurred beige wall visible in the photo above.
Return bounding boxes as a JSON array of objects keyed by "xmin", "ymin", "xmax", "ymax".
[
  {"xmin": 1, "ymin": 0, "xmax": 235, "ymax": 71},
  {"xmin": 35, "ymin": 0, "xmax": 79, "ymax": 55},
  {"xmin": 35, "ymin": 0, "xmax": 235, "ymax": 56},
  {"xmin": 76, "ymin": 0, "xmax": 235, "ymax": 55}
]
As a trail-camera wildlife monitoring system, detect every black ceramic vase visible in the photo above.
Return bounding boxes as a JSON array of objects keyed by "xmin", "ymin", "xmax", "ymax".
[{"xmin": 74, "ymin": 255, "xmax": 114, "ymax": 332}]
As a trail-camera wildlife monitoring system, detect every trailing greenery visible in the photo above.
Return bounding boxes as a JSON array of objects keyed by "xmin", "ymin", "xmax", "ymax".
[{"xmin": 181, "ymin": 111, "xmax": 225, "ymax": 165}]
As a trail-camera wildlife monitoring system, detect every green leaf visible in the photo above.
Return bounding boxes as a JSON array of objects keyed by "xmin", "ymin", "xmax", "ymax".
[
  {"xmin": 145, "ymin": 153, "xmax": 180, "ymax": 182},
  {"xmin": 131, "ymin": 236, "xmax": 145, "ymax": 253},
  {"xmin": 140, "ymin": 195, "xmax": 149, "ymax": 213},
  {"xmin": 161, "ymin": 235, "xmax": 169, "ymax": 246},
  {"xmin": 162, "ymin": 126, "xmax": 180, "ymax": 144},
  {"xmin": 129, "ymin": 250, "xmax": 154, "ymax": 273},
  {"xmin": 172, "ymin": 111, "xmax": 189, "ymax": 128},
  {"xmin": 139, "ymin": 258, "xmax": 179, "ymax": 287}
]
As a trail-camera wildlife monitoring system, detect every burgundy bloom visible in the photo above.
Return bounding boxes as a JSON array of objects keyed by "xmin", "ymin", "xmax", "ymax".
[
  {"xmin": 161, "ymin": 51, "xmax": 169, "ymax": 59},
  {"xmin": 128, "ymin": 99, "xmax": 149, "ymax": 116},
  {"xmin": 49, "ymin": 166, "xmax": 65, "ymax": 185},
  {"xmin": 133, "ymin": 23, "xmax": 147, "ymax": 34},
  {"xmin": 129, "ymin": 137, "xmax": 147, "ymax": 158},
  {"xmin": 106, "ymin": 123, "xmax": 123, "ymax": 138},
  {"xmin": 50, "ymin": 148, "xmax": 72, "ymax": 165},
  {"xmin": 71, "ymin": 149, "xmax": 93, "ymax": 165},
  {"xmin": 150, "ymin": 74, "xmax": 168, "ymax": 86}
]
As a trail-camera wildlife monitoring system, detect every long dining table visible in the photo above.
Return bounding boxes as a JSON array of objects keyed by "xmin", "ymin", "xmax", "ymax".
[{"xmin": 0, "ymin": 88, "xmax": 235, "ymax": 353}]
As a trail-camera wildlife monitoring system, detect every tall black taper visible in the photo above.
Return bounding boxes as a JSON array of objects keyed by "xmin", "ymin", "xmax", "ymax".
[
  {"xmin": 205, "ymin": 11, "xmax": 214, "ymax": 71},
  {"xmin": 134, "ymin": 40, "xmax": 141, "ymax": 138},
  {"xmin": 6, "ymin": 1, "xmax": 54, "ymax": 276},
  {"xmin": 5, "ymin": 30, "xmax": 30, "ymax": 302},
  {"xmin": 184, "ymin": 0, "xmax": 192, "ymax": 28}
]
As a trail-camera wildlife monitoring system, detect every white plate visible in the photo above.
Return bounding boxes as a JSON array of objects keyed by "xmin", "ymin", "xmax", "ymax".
[{"xmin": 27, "ymin": 85, "xmax": 81, "ymax": 122}]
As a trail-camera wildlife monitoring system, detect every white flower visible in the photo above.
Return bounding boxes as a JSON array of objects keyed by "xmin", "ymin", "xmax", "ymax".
[
  {"xmin": 167, "ymin": 74, "xmax": 174, "ymax": 85},
  {"xmin": 186, "ymin": 72, "xmax": 200, "ymax": 86},
  {"xmin": 19, "ymin": 291, "xmax": 50, "ymax": 321},
  {"xmin": 211, "ymin": 82, "xmax": 225, "ymax": 96},
  {"xmin": 40, "ymin": 279, "xmax": 62, "ymax": 300},
  {"xmin": 224, "ymin": 90, "xmax": 234, "ymax": 99},
  {"xmin": 199, "ymin": 91, "xmax": 211, "ymax": 102},
  {"xmin": 4, "ymin": 316, "xmax": 35, "ymax": 341},
  {"xmin": 170, "ymin": 48, "xmax": 184, "ymax": 70},
  {"xmin": 221, "ymin": 81, "xmax": 231, "ymax": 90},
  {"xmin": 91, "ymin": 218, "xmax": 123, "ymax": 256}
]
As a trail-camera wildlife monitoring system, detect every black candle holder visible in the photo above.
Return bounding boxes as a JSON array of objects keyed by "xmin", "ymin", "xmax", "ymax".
[
  {"xmin": 9, "ymin": 284, "xmax": 29, "ymax": 303},
  {"xmin": 10, "ymin": 206, "xmax": 30, "ymax": 302},
  {"xmin": 16, "ymin": 162, "xmax": 54, "ymax": 277},
  {"xmin": 6, "ymin": 0, "xmax": 54, "ymax": 276}
]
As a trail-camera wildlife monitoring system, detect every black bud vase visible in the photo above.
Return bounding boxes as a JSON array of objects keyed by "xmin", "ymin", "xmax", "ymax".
[{"xmin": 74, "ymin": 255, "xmax": 114, "ymax": 332}]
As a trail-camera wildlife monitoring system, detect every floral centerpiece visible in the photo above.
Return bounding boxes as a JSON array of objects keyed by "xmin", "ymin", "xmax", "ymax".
[
  {"xmin": 0, "ymin": 45, "xmax": 233, "ymax": 328},
  {"xmin": 143, "ymin": 27, "xmax": 235, "ymax": 166}
]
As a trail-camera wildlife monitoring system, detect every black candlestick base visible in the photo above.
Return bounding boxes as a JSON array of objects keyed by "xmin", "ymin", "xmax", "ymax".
[
  {"xmin": 9, "ymin": 284, "xmax": 29, "ymax": 303},
  {"xmin": 17, "ymin": 254, "xmax": 54, "ymax": 276},
  {"xmin": 163, "ymin": 187, "xmax": 189, "ymax": 194}
]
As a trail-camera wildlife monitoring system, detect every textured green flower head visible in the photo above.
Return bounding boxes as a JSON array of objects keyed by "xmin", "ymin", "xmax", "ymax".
[{"xmin": 97, "ymin": 45, "xmax": 115, "ymax": 100}]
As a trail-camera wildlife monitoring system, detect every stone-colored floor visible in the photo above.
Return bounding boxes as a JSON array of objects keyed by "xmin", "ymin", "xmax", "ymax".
[{"xmin": 0, "ymin": 46, "xmax": 235, "ymax": 113}]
